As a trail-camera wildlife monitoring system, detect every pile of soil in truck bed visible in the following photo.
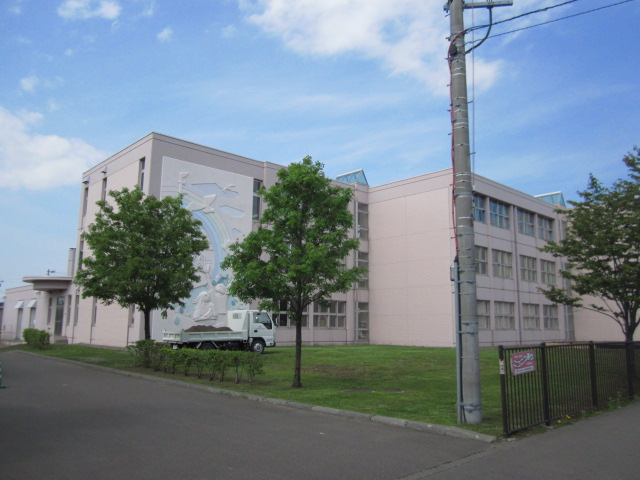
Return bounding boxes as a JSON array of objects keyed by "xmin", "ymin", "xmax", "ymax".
[{"xmin": 184, "ymin": 325, "xmax": 233, "ymax": 332}]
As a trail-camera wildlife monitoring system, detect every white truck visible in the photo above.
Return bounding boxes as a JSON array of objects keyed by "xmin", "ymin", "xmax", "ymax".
[{"xmin": 162, "ymin": 310, "xmax": 276, "ymax": 354}]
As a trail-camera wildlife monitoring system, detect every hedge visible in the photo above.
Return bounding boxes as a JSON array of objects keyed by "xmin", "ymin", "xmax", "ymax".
[{"xmin": 127, "ymin": 341, "xmax": 264, "ymax": 385}]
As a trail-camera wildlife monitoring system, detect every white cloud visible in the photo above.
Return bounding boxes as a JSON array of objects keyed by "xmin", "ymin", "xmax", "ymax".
[
  {"xmin": 241, "ymin": 0, "xmax": 455, "ymax": 94},
  {"xmin": 20, "ymin": 75, "xmax": 65, "ymax": 93},
  {"xmin": 20, "ymin": 75, "xmax": 39, "ymax": 92},
  {"xmin": 239, "ymin": 0, "xmax": 575, "ymax": 95},
  {"xmin": 157, "ymin": 27, "xmax": 173, "ymax": 42},
  {"xmin": 222, "ymin": 25, "xmax": 237, "ymax": 39},
  {"xmin": 0, "ymin": 107, "xmax": 105, "ymax": 190},
  {"xmin": 57, "ymin": 0, "xmax": 121, "ymax": 20},
  {"xmin": 141, "ymin": 0, "xmax": 155, "ymax": 17}
]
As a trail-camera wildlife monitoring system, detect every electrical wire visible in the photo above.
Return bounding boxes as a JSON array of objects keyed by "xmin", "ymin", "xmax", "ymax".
[
  {"xmin": 473, "ymin": 0, "xmax": 635, "ymax": 41},
  {"xmin": 466, "ymin": 0, "xmax": 635, "ymax": 44},
  {"xmin": 465, "ymin": 7, "xmax": 493, "ymax": 54},
  {"xmin": 466, "ymin": 0, "xmax": 580, "ymax": 34}
]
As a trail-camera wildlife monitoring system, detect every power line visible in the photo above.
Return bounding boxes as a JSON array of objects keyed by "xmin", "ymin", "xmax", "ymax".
[
  {"xmin": 467, "ymin": 0, "xmax": 635, "ymax": 42},
  {"xmin": 466, "ymin": 0, "xmax": 580, "ymax": 34}
]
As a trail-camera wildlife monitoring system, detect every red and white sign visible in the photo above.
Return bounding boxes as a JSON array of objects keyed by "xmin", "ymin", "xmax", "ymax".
[{"xmin": 510, "ymin": 350, "xmax": 536, "ymax": 375}]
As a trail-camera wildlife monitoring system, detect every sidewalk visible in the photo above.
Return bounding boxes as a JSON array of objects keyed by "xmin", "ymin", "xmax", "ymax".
[{"xmin": 402, "ymin": 399, "xmax": 640, "ymax": 479}]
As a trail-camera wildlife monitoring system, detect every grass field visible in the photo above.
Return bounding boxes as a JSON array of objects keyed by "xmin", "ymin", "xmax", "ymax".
[{"xmin": 8, "ymin": 343, "xmax": 504, "ymax": 436}]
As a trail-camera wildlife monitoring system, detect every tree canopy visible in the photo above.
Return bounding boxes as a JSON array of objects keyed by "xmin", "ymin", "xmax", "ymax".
[
  {"xmin": 75, "ymin": 187, "xmax": 209, "ymax": 339},
  {"xmin": 220, "ymin": 156, "xmax": 365, "ymax": 387},
  {"xmin": 541, "ymin": 147, "xmax": 640, "ymax": 341}
]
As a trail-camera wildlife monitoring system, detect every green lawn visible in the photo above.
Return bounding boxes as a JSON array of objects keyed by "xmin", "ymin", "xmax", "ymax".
[{"xmin": 10, "ymin": 343, "xmax": 503, "ymax": 436}]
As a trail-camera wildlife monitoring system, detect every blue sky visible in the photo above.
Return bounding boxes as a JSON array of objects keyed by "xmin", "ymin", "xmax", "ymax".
[{"xmin": 1, "ymin": 0, "xmax": 639, "ymax": 294}]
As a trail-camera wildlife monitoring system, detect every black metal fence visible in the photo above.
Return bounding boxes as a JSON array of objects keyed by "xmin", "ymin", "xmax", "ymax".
[{"xmin": 499, "ymin": 342, "xmax": 640, "ymax": 436}]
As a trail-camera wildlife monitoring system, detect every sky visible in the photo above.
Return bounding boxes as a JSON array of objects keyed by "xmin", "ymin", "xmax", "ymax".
[{"xmin": 1, "ymin": 0, "xmax": 639, "ymax": 296}]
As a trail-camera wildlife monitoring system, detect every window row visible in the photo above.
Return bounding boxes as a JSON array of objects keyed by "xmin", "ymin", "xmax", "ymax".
[
  {"xmin": 475, "ymin": 247, "xmax": 557, "ymax": 285},
  {"xmin": 272, "ymin": 300, "xmax": 352, "ymax": 329},
  {"xmin": 473, "ymin": 194, "xmax": 554, "ymax": 240},
  {"xmin": 477, "ymin": 301, "xmax": 559, "ymax": 330}
]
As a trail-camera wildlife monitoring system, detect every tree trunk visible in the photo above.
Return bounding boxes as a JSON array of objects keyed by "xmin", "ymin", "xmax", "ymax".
[
  {"xmin": 624, "ymin": 310, "xmax": 638, "ymax": 342},
  {"xmin": 292, "ymin": 310, "xmax": 303, "ymax": 388},
  {"xmin": 143, "ymin": 308, "xmax": 152, "ymax": 340}
]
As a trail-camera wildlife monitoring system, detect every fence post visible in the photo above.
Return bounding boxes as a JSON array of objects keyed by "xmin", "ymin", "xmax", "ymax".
[
  {"xmin": 540, "ymin": 343, "xmax": 551, "ymax": 425},
  {"xmin": 625, "ymin": 341, "xmax": 635, "ymax": 399},
  {"xmin": 588, "ymin": 341, "xmax": 598, "ymax": 407},
  {"xmin": 498, "ymin": 346, "xmax": 509, "ymax": 435}
]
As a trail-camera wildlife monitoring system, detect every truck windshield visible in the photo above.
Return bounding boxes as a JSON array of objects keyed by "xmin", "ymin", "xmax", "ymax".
[{"xmin": 253, "ymin": 312, "xmax": 272, "ymax": 330}]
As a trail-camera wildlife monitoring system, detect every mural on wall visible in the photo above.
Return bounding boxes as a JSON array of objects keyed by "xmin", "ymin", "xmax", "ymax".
[{"xmin": 158, "ymin": 157, "xmax": 253, "ymax": 333}]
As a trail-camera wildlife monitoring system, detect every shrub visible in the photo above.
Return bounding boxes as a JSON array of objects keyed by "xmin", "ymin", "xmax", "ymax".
[
  {"xmin": 23, "ymin": 328, "xmax": 50, "ymax": 350},
  {"xmin": 126, "ymin": 342, "xmax": 265, "ymax": 385},
  {"xmin": 243, "ymin": 352, "xmax": 264, "ymax": 385},
  {"xmin": 127, "ymin": 339, "xmax": 163, "ymax": 368}
]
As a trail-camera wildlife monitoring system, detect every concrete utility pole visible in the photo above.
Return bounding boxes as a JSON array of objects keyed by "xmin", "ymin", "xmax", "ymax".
[
  {"xmin": 446, "ymin": 0, "xmax": 512, "ymax": 425},
  {"xmin": 447, "ymin": 0, "xmax": 481, "ymax": 425}
]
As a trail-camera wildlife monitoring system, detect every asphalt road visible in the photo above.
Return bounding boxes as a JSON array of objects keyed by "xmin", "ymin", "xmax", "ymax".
[
  {"xmin": 2, "ymin": 350, "xmax": 639, "ymax": 479},
  {"xmin": 0, "ymin": 351, "xmax": 484, "ymax": 480}
]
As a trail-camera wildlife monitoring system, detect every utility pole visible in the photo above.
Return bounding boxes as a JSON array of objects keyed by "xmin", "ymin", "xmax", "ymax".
[
  {"xmin": 445, "ymin": 0, "xmax": 511, "ymax": 424},
  {"xmin": 447, "ymin": 0, "xmax": 481, "ymax": 425}
]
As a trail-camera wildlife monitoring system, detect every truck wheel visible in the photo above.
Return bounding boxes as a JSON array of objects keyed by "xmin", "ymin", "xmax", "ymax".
[
  {"xmin": 199, "ymin": 342, "xmax": 215, "ymax": 350},
  {"xmin": 251, "ymin": 339, "xmax": 265, "ymax": 354}
]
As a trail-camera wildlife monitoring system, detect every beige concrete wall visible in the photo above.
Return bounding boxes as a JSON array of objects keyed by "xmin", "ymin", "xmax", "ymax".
[
  {"xmin": 368, "ymin": 170, "xmax": 456, "ymax": 347},
  {"xmin": 573, "ymin": 295, "xmax": 631, "ymax": 342}
]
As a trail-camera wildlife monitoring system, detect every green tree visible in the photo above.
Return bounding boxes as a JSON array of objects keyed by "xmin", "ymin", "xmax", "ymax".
[
  {"xmin": 541, "ymin": 148, "xmax": 640, "ymax": 341},
  {"xmin": 220, "ymin": 157, "xmax": 365, "ymax": 387},
  {"xmin": 75, "ymin": 187, "xmax": 209, "ymax": 339}
]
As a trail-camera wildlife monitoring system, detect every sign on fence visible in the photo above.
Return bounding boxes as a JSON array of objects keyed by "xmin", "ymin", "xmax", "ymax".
[{"xmin": 510, "ymin": 350, "xmax": 536, "ymax": 375}]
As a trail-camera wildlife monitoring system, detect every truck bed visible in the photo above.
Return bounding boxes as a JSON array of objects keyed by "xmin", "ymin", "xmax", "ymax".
[{"xmin": 162, "ymin": 329, "xmax": 248, "ymax": 344}]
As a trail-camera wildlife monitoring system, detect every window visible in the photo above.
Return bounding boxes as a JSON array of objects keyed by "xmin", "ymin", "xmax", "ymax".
[
  {"xmin": 538, "ymin": 216, "xmax": 554, "ymax": 241},
  {"xmin": 128, "ymin": 305, "xmax": 136, "ymax": 327},
  {"xmin": 252, "ymin": 179, "xmax": 262, "ymax": 221},
  {"xmin": 29, "ymin": 303, "xmax": 37, "ymax": 328},
  {"xmin": 47, "ymin": 297, "xmax": 53, "ymax": 325},
  {"xmin": 66, "ymin": 295, "xmax": 72, "ymax": 326},
  {"xmin": 544, "ymin": 304, "xmax": 559, "ymax": 330},
  {"xmin": 273, "ymin": 301, "xmax": 308, "ymax": 327},
  {"xmin": 253, "ymin": 312, "xmax": 273, "ymax": 330},
  {"xmin": 313, "ymin": 301, "xmax": 346, "ymax": 329},
  {"xmin": 495, "ymin": 302, "xmax": 515, "ymax": 329},
  {"xmin": 475, "ymin": 246, "xmax": 488, "ymax": 275},
  {"xmin": 101, "ymin": 177, "xmax": 107, "ymax": 202},
  {"xmin": 78, "ymin": 240, "xmax": 84, "ymax": 270},
  {"xmin": 272, "ymin": 300, "xmax": 289, "ymax": 327},
  {"xmin": 540, "ymin": 260, "xmax": 556, "ymax": 286},
  {"xmin": 520, "ymin": 255, "xmax": 537, "ymax": 282},
  {"xmin": 138, "ymin": 157, "xmax": 146, "ymax": 189},
  {"xmin": 91, "ymin": 298, "xmax": 98, "ymax": 326},
  {"xmin": 473, "ymin": 195, "xmax": 486, "ymax": 223},
  {"xmin": 522, "ymin": 303, "xmax": 540, "ymax": 330},
  {"xmin": 477, "ymin": 300, "xmax": 490, "ymax": 329},
  {"xmin": 357, "ymin": 302, "xmax": 369, "ymax": 340},
  {"xmin": 492, "ymin": 250, "xmax": 513, "ymax": 279},
  {"xmin": 517, "ymin": 209, "xmax": 535, "ymax": 236},
  {"xmin": 357, "ymin": 252, "xmax": 369, "ymax": 289},
  {"xmin": 357, "ymin": 203, "xmax": 369, "ymax": 240},
  {"xmin": 74, "ymin": 294, "xmax": 80, "ymax": 326},
  {"xmin": 82, "ymin": 186, "xmax": 89, "ymax": 217},
  {"xmin": 489, "ymin": 199, "xmax": 510, "ymax": 229}
]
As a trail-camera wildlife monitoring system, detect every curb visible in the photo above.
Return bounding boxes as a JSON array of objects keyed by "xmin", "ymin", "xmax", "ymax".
[{"xmin": 4, "ymin": 350, "xmax": 497, "ymax": 444}]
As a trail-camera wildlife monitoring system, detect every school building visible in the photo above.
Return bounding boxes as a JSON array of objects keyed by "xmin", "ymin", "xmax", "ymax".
[{"xmin": 2, "ymin": 133, "xmax": 622, "ymax": 347}]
